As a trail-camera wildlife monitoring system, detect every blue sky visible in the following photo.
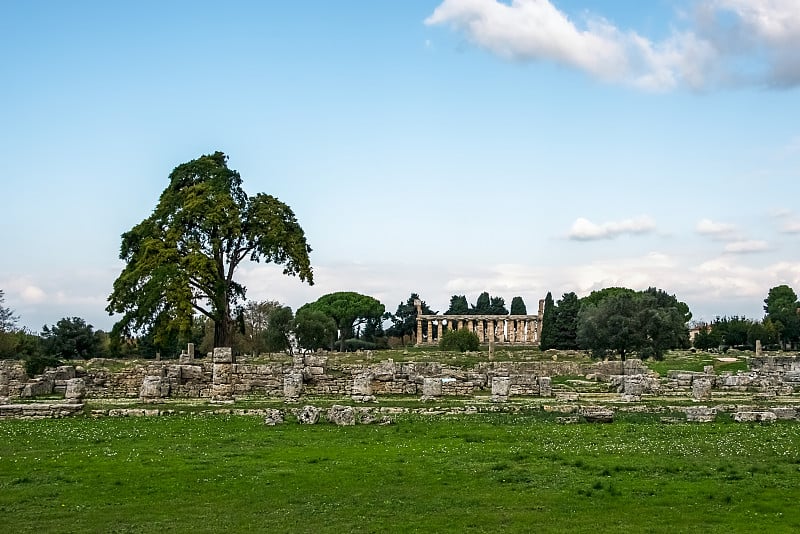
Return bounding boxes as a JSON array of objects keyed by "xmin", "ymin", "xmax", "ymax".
[{"xmin": 2, "ymin": 0, "xmax": 800, "ymax": 332}]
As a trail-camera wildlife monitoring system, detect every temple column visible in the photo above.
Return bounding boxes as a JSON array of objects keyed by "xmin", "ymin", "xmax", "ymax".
[
  {"xmin": 416, "ymin": 318, "xmax": 423, "ymax": 345},
  {"xmin": 516, "ymin": 320, "xmax": 525, "ymax": 344},
  {"xmin": 458, "ymin": 319, "xmax": 463, "ymax": 331},
  {"xmin": 477, "ymin": 320, "xmax": 484, "ymax": 342},
  {"xmin": 487, "ymin": 319, "xmax": 495, "ymax": 342},
  {"xmin": 508, "ymin": 319, "xmax": 516, "ymax": 344}
]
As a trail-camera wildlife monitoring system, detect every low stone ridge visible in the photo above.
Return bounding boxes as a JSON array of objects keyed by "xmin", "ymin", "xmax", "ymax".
[
  {"xmin": 733, "ymin": 411, "xmax": 778, "ymax": 423},
  {"xmin": 579, "ymin": 406, "xmax": 614, "ymax": 423}
]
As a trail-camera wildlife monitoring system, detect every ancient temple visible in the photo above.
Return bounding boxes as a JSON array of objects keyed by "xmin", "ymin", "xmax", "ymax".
[{"xmin": 414, "ymin": 299, "xmax": 544, "ymax": 346}]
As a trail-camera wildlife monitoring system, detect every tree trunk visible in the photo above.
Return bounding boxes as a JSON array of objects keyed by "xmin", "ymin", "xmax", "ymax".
[{"xmin": 214, "ymin": 314, "xmax": 233, "ymax": 348}]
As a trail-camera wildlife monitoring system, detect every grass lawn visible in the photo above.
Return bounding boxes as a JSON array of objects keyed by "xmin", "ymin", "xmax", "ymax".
[{"xmin": 2, "ymin": 414, "xmax": 800, "ymax": 533}]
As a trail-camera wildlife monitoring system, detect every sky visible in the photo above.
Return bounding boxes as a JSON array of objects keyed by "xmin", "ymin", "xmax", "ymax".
[{"xmin": 2, "ymin": 0, "xmax": 800, "ymax": 332}]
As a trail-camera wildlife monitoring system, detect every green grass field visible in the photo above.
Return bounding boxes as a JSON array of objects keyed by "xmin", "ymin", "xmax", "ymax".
[{"xmin": 2, "ymin": 414, "xmax": 800, "ymax": 533}]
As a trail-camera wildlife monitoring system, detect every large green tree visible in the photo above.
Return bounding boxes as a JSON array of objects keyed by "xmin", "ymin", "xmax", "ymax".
[
  {"xmin": 294, "ymin": 308, "xmax": 337, "ymax": 352},
  {"xmin": 263, "ymin": 306, "xmax": 294, "ymax": 354},
  {"xmin": 41, "ymin": 317, "xmax": 101, "ymax": 359},
  {"xmin": 539, "ymin": 292, "xmax": 556, "ymax": 350},
  {"xmin": 386, "ymin": 293, "xmax": 434, "ymax": 345},
  {"xmin": 445, "ymin": 295, "xmax": 470, "ymax": 315},
  {"xmin": 298, "ymin": 292, "xmax": 384, "ymax": 351},
  {"xmin": 106, "ymin": 152, "xmax": 313, "ymax": 349},
  {"xmin": 552, "ymin": 292, "xmax": 579, "ymax": 350},
  {"xmin": 763, "ymin": 285, "xmax": 800, "ymax": 349},
  {"xmin": 577, "ymin": 290, "xmax": 689, "ymax": 360}
]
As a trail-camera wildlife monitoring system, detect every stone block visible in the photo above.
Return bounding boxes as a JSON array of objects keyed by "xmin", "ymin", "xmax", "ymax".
[
  {"xmin": 283, "ymin": 370, "xmax": 304, "ymax": 402},
  {"xmin": 212, "ymin": 347, "xmax": 234, "ymax": 364},
  {"xmin": 685, "ymin": 406, "xmax": 716, "ymax": 423},
  {"xmin": 140, "ymin": 375, "xmax": 169, "ymax": 400},
  {"xmin": 538, "ymin": 376, "xmax": 552, "ymax": 397},
  {"xmin": 64, "ymin": 378, "xmax": 86, "ymax": 403},
  {"xmin": 734, "ymin": 411, "xmax": 777, "ymax": 423},
  {"xmin": 327, "ymin": 405, "xmax": 356, "ymax": 426},
  {"xmin": 263, "ymin": 409, "xmax": 284, "ymax": 426},
  {"xmin": 491, "ymin": 376, "xmax": 511, "ymax": 403},
  {"xmin": 579, "ymin": 406, "xmax": 614, "ymax": 423},
  {"xmin": 692, "ymin": 378, "xmax": 713, "ymax": 401},
  {"xmin": 421, "ymin": 377, "xmax": 442, "ymax": 399},
  {"xmin": 770, "ymin": 407, "xmax": 797, "ymax": 420},
  {"xmin": 296, "ymin": 405, "xmax": 320, "ymax": 424},
  {"xmin": 351, "ymin": 373, "xmax": 375, "ymax": 403}
]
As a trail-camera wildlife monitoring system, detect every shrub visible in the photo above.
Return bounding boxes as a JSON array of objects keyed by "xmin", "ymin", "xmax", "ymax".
[
  {"xmin": 439, "ymin": 329, "xmax": 480, "ymax": 352},
  {"xmin": 343, "ymin": 339, "xmax": 376, "ymax": 352},
  {"xmin": 24, "ymin": 355, "xmax": 62, "ymax": 377}
]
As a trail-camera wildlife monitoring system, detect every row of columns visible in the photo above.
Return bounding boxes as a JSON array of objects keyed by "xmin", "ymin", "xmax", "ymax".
[{"xmin": 415, "ymin": 315, "xmax": 540, "ymax": 345}]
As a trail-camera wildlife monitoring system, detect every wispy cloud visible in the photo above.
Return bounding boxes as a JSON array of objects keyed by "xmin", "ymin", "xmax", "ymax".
[
  {"xmin": 724, "ymin": 240, "xmax": 770, "ymax": 254},
  {"xmin": 568, "ymin": 216, "xmax": 656, "ymax": 241},
  {"xmin": 771, "ymin": 208, "xmax": 800, "ymax": 233},
  {"xmin": 425, "ymin": 0, "xmax": 800, "ymax": 90},
  {"xmin": 696, "ymin": 218, "xmax": 737, "ymax": 239}
]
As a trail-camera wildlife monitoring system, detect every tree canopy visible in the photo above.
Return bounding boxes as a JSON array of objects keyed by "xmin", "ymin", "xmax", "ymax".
[
  {"xmin": 41, "ymin": 317, "xmax": 102, "ymax": 359},
  {"xmin": 763, "ymin": 285, "xmax": 800, "ymax": 349},
  {"xmin": 106, "ymin": 152, "xmax": 313, "ymax": 349},
  {"xmin": 510, "ymin": 296, "xmax": 527, "ymax": 315},
  {"xmin": 539, "ymin": 292, "xmax": 556, "ymax": 350},
  {"xmin": 385, "ymin": 293, "xmax": 434, "ymax": 345},
  {"xmin": 298, "ymin": 291, "xmax": 384, "ymax": 351},
  {"xmin": 294, "ymin": 308, "xmax": 337, "ymax": 352},
  {"xmin": 577, "ymin": 290, "xmax": 689, "ymax": 360},
  {"xmin": 445, "ymin": 295, "xmax": 470, "ymax": 315}
]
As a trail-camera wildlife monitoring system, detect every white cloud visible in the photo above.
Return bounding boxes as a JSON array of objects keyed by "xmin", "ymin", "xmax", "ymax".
[
  {"xmin": 771, "ymin": 208, "xmax": 800, "ymax": 233},
  {"xmin": 568, "ymin": 216, "xmax": 656, "ymax": 241},
  {"xmin": 425, "ymin": 0, "xmax": 800, "ymax": 90},
  {"xmin": 20, "ymin": 285, "xmax": 46, "ymax": 304},
  {"xmin": 695, "ymin": 218, "xmax": 737, "ymax": 239},
  {"xmin": 724, "ymin": 240, "xmax": 770, "ymax": 253}
]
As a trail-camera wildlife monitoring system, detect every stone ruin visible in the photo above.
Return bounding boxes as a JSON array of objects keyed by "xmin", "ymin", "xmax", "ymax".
[{"xmin": 4, "ymin": 348, "xmax": 800, "ymax": 424}]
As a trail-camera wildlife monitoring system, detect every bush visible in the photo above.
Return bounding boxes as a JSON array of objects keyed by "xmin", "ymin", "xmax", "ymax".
[
  {"xmin": 439, "ymin": 329, "xmax": 480, "ymax": 352},
  {"xmin": 342, "ymin": 339, "xmax": 376, "ymax": 352},
  {"xmin": 24, "ymin": 355, "xmax": 62, "ymax": 377}
]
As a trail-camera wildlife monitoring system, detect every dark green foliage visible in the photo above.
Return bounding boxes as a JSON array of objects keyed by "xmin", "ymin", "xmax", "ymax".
[
  {"xmin": 711, "ymin": 316, "xmax": 752, "ymax": 348},
  {"xmin": 489, "ymin": 296, "xmax": 508, "ymax": 314},
  {"xmin": 361, "ymin": 316, "xmax": 385, "ymax": 344},
  {"xmin": 240, "ymin": 300, "xmax": 281, "ymax": 355},
  {"xmin": 41, "ymin": 317, "xmax": 101, "ymax": 359},
  {"xmin": 692, "ymin": 324, "xmax": 721, "ymax": 350},
  {"xmin": 298, "ymin": 292, "xmax": 385, "ymax": 351},
  {"xmin": 473, "ymin": 292, "xmax": 491, "ymax": 313},
  {"xmin": 385, "ymin": 293, "xmax": 435, "ymax": 345},
  {"xmin": 293, "ymin": 308, "xmax": 337, "ymax": 352},
  {"xmin": 552, "ymin": 292, "xmax": 579, "ymax": 349},
  {"xmin": 539, "ymin": 292, "xmax": 556, "ymax": 350},
  {"xmin": 106, "ymin": 152, "xmax": 313, "ymax": 349},
  {"xmin": 577, "ymin": 290, "xmax": 689, "ymax": 360},
  {"xmin": 263, "ymin": 306, "xmax": 293, "ymax": 353},
  {"xmin": 763, "ymin": 285, "xmax": 800, "ymax": 348},
  {"xmin": 342, "ymin": 339, "xmax": 376, "ymax": 351},
  {"xmin": 580, "ymin": 287, "xmax": 637, "ymax": 308},
  {"xmin": 23, "ymin": 355, "xmax": 62, "ymax": 377},
  {"xmin": 509, "ymin": 296, "xmax": 527, "ymax": 315},
  {"xmin": 445, "ymin": 295, "xmax": 470, "ymax": 315},
  {"xmin": 439, "ymin": 328, "xmax": 480, "ymax": 352}
]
